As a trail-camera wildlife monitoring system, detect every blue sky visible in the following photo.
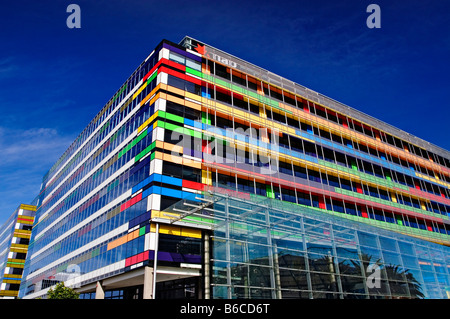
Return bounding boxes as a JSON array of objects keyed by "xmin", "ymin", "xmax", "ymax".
[{"xmin": 0, "ymin": 0, "xmax": 449, "ymax": 225}]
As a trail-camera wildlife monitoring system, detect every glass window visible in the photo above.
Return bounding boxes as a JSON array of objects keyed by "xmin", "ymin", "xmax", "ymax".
[
  {"xmin": 169, "ymin": 51, "xmax": 185, "ymax": 64},
  {"xmin": 186, "ymin": 58, "xmax": 201, "ymax": 71},
  {"xmin": 379, "ymin": 237, "xmax": 397, "ymax": 252}
]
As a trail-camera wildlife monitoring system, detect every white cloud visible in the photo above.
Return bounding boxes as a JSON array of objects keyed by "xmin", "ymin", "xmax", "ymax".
[{"xmin": 0, "ymin": 126, "xmax": 74, "ymax": 225}]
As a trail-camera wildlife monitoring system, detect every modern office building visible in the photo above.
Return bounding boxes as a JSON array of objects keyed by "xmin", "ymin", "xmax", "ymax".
[
  {"xmin": 0, "ymin": 204, "xmax": 35, "ymax": 298},
  {"xmin": 19, "ymin": 36, "xmax": 450, "ymax": 299}
]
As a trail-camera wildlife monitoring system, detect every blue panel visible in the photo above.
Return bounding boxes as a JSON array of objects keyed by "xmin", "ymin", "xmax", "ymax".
[
  {"xmin": 184, "ymin": 118, "xmax": 195, "ymax": 127},
  {"xmin": 161, "ymin": 175, "xmax": 182, "ymax": 187}
]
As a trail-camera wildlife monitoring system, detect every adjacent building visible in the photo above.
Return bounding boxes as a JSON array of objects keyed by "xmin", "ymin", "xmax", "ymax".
[
  {"xmin": 19, "ymin": 36, "xmax": 450, "ymax": 299},
  {"xmin": 0, "ymin": 204, "xmax": 35, "ymax": 298}
]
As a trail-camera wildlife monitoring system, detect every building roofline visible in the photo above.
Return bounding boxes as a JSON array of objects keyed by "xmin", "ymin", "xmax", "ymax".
[{"xmin": 180, "ymin": 35, "xmax": 450, "ymax": 159}]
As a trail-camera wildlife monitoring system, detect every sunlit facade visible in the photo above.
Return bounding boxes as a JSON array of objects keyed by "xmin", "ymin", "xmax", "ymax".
[{"xmin": 19, "ymin": 36, "xmax": 450, "ymax": 299}]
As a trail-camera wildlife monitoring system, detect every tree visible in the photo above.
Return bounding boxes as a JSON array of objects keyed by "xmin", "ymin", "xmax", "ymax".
[{"xmin": 47, "ymin": 282, "xmax": 79, "ymax": 299}]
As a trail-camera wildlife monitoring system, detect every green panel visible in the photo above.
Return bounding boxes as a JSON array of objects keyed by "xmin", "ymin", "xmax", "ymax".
[
  {"xmin": 186, "ymin": 67, "xmax": 202, "ymax": 78},
  {"xmin": 91, "ymin": 248, "xmax": 100, "ymax": 258},
  {"xmin": 201, "ymin": 73, "xmax": 214, "ymax": 81},
  {"xmin": 165, "ymin": 112, "xmax": 184, "ymax": 124},
  {"xmin": 135, "ymin": 141, "xmax": 156, "ymax": 162},
  {"xmin": 202, "ymin": 112, "xmax": 211, "ymax": 125},
  {"xmin": 112, "ymin": 83, "xmax": 127, "ymax": 102},
  {"xmin": 99, "ymin": 121, "xmax": 110, "ymax": 134},
  {"xmin": 139, "ymin": 226, "xmax": 146, "ymax": 236},
  {"xmin": 266, "ymin": 184, "xmax": 275, "ymax": 199},
  {"xmin": 147, "ymin": 71, "xmax": 158, "ymax": 84},
  {"xmin": 215, "ymin": 78, "xmax": 231, "ymax": 89},
  {"xmin": 118, "ymin": 129, "xmax": 148, "ymax": 159}
]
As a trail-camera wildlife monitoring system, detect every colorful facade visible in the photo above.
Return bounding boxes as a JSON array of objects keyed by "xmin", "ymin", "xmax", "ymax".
[
  {"xmin": 0, "ymin": 204, "xmax": 35, "ymax": 298},
  {"xmin": 19, "ymin": 37, "xmax": 450, "ymax": 299}
]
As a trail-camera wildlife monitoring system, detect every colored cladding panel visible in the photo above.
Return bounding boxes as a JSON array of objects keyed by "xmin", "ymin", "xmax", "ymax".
[
  {"xmin": 266, "ymin": 185, "xmax": 275, "ymax": 199},
  {"xmin": 162, "ymin": 42, "xmax": 202, "ymax": 62},
  {"xmin": 118, "ymin": 129, "xmax": 148, "ymax": 159},
  {"xmin": 318, "ymin": 197, "xmax": 326, "ymax": 209},
  {"xmin": 186, "ymin": 66, "xmax": 202, "ymax": 77},
  {"xmin": 120, "ymin": 193, "xmax": 143, "ymax": 212},
  {"xmin": 361, "ymin": 207, "xmax": 369, "ymax": 218},
  {"xmin": 182, "ymin": 180, "xmax": 205, "ymax": 191}
]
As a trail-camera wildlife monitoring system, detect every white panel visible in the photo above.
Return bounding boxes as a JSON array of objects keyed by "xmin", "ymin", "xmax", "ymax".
[
  {"xmin": 158, "ymin": 72, "xmax": 168, "ymax": 85},
  {"xmin": 144, "ymin": 233, "xmax": 150, "ymax": 251},
  {"xmin": 152, "ymin": 194, "xmax": 161, "ymax": 211},
  {"xmin": 155, "ymin": 98, "xmax": 166, "ymax": 112},
  {"xmin": 152, "ymin": 126, "xmax": 164, "ymax": 142},
  {"xmin": 149, "ymin": 232, "xmax": 157, "ymax": 251},
  {"xmin": 161, "ymin": 48, "xmax": 169, "ymax": 60},
  {"xmin": 150, "ymin": 159, "xmax": 156, "ymax": 175},
  {"xmin": 154, "ymin": 159, "xmax": 163, "ymax": 175},
  {"xmin": 147, "ymin": 194, "xmax": 153, "ymax": 211}
]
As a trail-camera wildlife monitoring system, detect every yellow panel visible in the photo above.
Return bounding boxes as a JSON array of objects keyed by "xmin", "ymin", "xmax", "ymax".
[
  {"xmin": 185, "ymin": 91, "xmax": 202, "ymax": 102},
  {"xmin": 0, "ymin": 290, "xmax": 19, "ymax": 297},
  {"xmin": 391, "ymin": 193, "xmax": 397, "ymax": 203},
  {"xmin": 420, "ymin": 201, "xmax": 427, "ymax": 210},
  {"xmin": 184, "ymin": 99, "xmax": 202, "ymax": 111},
  {"xmin": 158, "ymin": 224, "xmax": 181, "ymax": 236},
  {"xmin": 182, "ymin": 158, "xmax": 202, "ymax": 169},
  {"xmin": 19, "ymin": 204, "xmax": 36, "ymax": 211},
  {"xmin": 166, "ymin": 94, "xmax": 185, "ymax": 105},
  {"xmin": 132, "ymin": 81, "xmax": 148, "ymax": 100},
  {"xmin": 151, "ymin": 210, "xmax": 180, "ymax": 220},
  {"xmin": 181, "ymin": 227, "xmax": 202, "ymax": 238},
  {"xmin": 166, "ymin": 84, "xmax": 185, "ymax": 97},
  {"xmin": 202, "ymin": 170, "xmax": 212, "ymax": 185}
]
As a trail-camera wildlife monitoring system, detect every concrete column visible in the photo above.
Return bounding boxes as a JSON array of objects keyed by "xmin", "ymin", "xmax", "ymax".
[
  {"xmin": 143, "ymin": 266, "xmax": 154, "ymax": 299},
  {"xmin": 95, "ymin": 281, "xmax": 104, "ymax": 299},
  {"xmin": 204, "ymin": 232, "xmax": 210, "ymax": 299}
]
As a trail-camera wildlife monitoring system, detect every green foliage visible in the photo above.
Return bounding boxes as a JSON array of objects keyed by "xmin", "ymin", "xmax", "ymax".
[{"xmin": 47, "ymin": 282, "xmax": 79, "ymax": 299}]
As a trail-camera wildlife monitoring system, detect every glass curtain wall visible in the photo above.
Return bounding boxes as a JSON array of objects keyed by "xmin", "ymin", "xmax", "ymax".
[{"xmin": 165, "ymin": 187, "xmax": 450, "ymax": 299}]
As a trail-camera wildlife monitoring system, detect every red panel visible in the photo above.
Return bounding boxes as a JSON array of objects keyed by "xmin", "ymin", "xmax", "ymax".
[
  {"xmin": 356, "ymin": 183, "xmax": 363, "ymax": 194},
  {"xmin": 159, "ymin": 66, "xmax": 184, "ymax": 79},
  {"xmin": 318, "ymin": 197, "xmax": 326, "ymax": 209},
  {"xmin": 143, "ymin": 250, "xmax": 149, "ymax": 260},
  {"xmin": 182, "ymin": 180, "xmax": 205, "ymax": 191},
  {"xmin": 120, "ymin": 193, "xmax": 143, "ymax": 212},
  {"xmin": 361, "ymin": 206, "xmax": 368, "ymax": 218},
  {"xmin": 142, "ymin": 59, "xmax": 162, "ymax": 82},
  {"xmin": 186, "ymin": 74, "xmax": 202, "ymax": 85},
  {"xmin": 165, "ymin": 59, "xmax": 186, "ymax": 72},
  {"xmin": 202, "ymin": 140, "xmax": 211, "ymax": 154}
]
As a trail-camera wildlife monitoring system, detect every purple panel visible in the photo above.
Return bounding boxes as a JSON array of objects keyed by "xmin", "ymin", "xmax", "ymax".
[
  {"xmin": 157, "ymin": 251, "xmax": 173, "ymax": 262},
  {"xmin": 163, "ymin": 43, "xmax": 203, "ymax": 62},
  {"xmin": 184, "ymin": 255, "xmax": 202, "ymax": 264},
  {"xmin": 170, "ymin": 253, "xmax": 185, "ymax": 263}
]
